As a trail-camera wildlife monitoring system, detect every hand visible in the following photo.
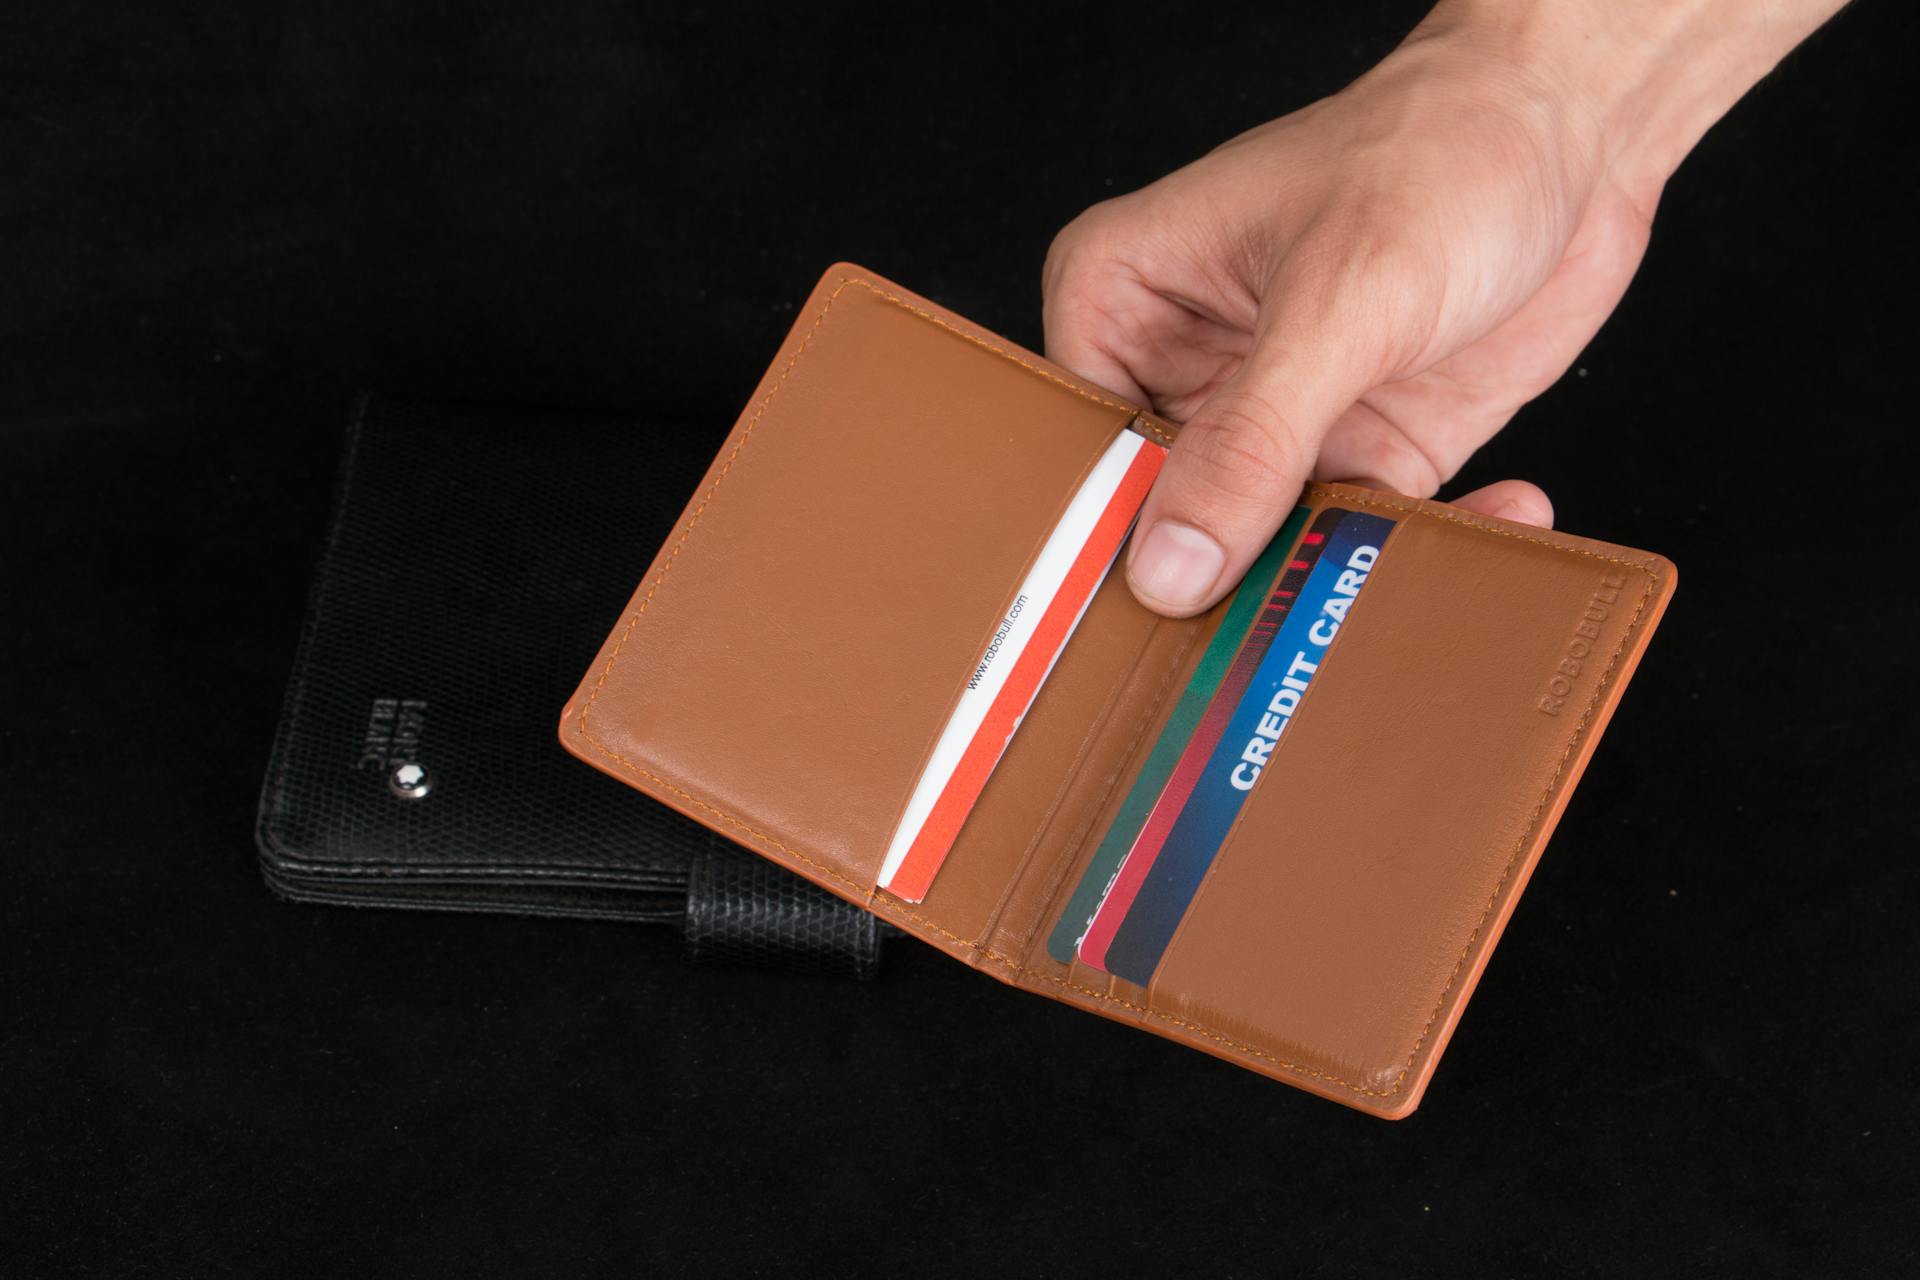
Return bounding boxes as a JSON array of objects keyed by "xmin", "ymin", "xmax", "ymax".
[{"xmin": 1045, "ymin": 0, "xmax": 1841, "ymax": 617}]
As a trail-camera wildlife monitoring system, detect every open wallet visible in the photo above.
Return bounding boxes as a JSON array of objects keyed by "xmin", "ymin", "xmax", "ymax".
[{"xmin": 559, "ymin": 264, "xmax": 1677, "ymax": 1117}]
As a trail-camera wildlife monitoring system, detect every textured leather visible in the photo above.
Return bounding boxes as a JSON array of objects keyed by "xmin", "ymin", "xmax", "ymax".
[
  {"xmin": 685, "ymin": 841, "xmax": 885, "ymax": 980},
  {"xmin": 256, "ymin": 395, "xmax": 884, "ymax": 978},
  {"xmin": 559, "ymin": 265, "xmax": 1676, "ymax": 1116}
]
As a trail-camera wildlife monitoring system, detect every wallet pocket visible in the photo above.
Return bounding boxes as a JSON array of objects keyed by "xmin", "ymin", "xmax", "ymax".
[
  {"xmin": 1132, "ymin": 498, "xmax": 1671, "ymax": 1109},
  {"xmin": 913, "ymin": 563, "xmax": 1186, "ymax": 949},
  {"xmin": 563, "ymin": 273, "xmax": 1143, "ymax": 896}
]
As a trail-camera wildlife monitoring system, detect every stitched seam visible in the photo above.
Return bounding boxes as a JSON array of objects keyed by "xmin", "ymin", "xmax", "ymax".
[
  {"xmin": 578, "ymin": 273, "xmax": 1157, "ymax": 743},
  {"xmin": 259, "ymin": 857, "xmax": 691, "ymax": 883},
  {"xmin": 1363, "ymin": 560, "xmax": 1652, "ymax": 1090},
  {"xmin": 574, "ymin": 273, "xmax": 1665, "ymax": 1101},
  {"xmin": 1328, "ymin": 488, "xmax": 1659, "ymax": 571},
  {"xmin": 844, "ymin": 279, "xmax": 1176, "ymax": 445}
]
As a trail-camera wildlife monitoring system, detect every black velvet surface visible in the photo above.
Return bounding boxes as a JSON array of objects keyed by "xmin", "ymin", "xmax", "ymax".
[{"xmin": 2, "ymin": 3, "xmax": 1913, "ymax": 1274}]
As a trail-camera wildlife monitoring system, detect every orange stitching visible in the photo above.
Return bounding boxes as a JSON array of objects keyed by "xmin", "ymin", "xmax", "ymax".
[
  {"xmin": 1358, "ymin": 565, "xmax": 1655, "ymax": 1094},
  {"xmin": 1328, "ymin": 488, "xmax": 1660, "ymax": 573},
  {"xmin": 1018, "ymin": 968, "xmax": 1389, "ymax": 1090},
  {"xmin": 578, "ymin": 277, "xmax": 857, "ymax": 727},
  {"xmin": 573, "ymin": 270, "xmax": 1666, "ymax": 1101},
  {"xmin": 844, "ymin": 277, "xmax": 1176, "ymax": 445}
]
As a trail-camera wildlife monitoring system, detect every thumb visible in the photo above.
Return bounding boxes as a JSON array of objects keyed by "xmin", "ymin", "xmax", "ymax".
[{"xmin": 1127, "ymin": 319, "xmax": 1377, "ymax": 617}]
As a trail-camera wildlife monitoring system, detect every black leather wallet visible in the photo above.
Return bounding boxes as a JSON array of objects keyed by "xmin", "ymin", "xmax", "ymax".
[{"xmin": 255, "ymin": 395, "xmax": 885, "ymax": 978}]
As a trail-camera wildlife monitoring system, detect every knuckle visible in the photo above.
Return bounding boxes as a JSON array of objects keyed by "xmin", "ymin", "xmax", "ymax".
[
  {"xmin": 1280, "ymin": 214, "xmax": 1435, "ymax": 375},
  {"xmin": 1042, "ymin": 222, "xmax": 1084, "ymax": 277},
  {"xmin": 1321, "ymin": 222, "xmax": 1428, "ymax": 306}
]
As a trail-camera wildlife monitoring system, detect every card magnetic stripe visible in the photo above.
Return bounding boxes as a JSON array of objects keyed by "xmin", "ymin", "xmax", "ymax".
[
  {"xmin": 1044, "ymin": 507, "xmax": 1312, "ymax": 963},
  {"xmin": 1075, "ymin": 507, "xmax": 1347, "ymax": 972},
  {"xmin": 1102, "ymin": 508, "xmax": 1399, "ymax": 984}
]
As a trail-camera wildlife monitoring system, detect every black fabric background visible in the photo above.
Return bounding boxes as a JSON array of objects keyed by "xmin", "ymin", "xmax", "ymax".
[{"xmin": 2, "ymin": 3, "xmax": 1913, "ymax": 1274}]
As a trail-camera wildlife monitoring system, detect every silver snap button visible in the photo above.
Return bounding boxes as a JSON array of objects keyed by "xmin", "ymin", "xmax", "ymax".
[{"xmin": 389, "ymin": 761, "xmax": 432, "ymax": 799}]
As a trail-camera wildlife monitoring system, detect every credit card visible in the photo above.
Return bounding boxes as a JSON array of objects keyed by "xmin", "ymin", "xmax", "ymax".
[
  {"xmin": 878, "ymin": 429, "xmax": 1166, "ymax": 902},
  {"xmin": 1096, "ymin": 508, "xmax": 1397, "ymax": 984},
  {"xmin": 1046, "ymin": 507, "xmax": 1312, "ymax": 964},
  {"xmin": 1075, "ymin": 506, "xmax": 1347, "ymax": 972}
]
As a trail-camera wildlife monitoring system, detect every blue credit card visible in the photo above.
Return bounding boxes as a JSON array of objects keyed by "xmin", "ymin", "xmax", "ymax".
[{"xmin": 1101, "ymin": 508, "xmax": 1398, "ymax": 985}]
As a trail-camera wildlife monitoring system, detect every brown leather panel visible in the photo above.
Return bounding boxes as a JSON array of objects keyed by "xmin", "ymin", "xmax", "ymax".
[
  {"xmin": 563, "ymin": 270, "xmax": 1136, "ymax": 893},
  {"xmin": 1014, "ymin": 488, "xmax": 1673, "ymax": 1116}
]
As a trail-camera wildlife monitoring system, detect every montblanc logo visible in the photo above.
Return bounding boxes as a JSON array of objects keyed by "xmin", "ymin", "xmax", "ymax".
[{"xmin": 358, "ymin": 698, "xmax": 431, "ymax": 797}]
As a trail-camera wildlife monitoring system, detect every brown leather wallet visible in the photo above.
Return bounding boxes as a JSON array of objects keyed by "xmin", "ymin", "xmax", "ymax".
[{"xmin": 559, "ymin": 263, "xmax": 1676, "ymax": 1118}]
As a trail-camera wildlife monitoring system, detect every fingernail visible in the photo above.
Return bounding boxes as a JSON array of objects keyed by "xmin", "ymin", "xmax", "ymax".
[{"xmin": 1130, "ymin": 521, "xmax": 1226, "ymax": 614}]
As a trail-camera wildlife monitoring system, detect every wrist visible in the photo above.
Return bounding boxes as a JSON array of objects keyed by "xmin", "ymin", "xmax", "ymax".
[{"xmin": 1412, "ymin": 0, "xmax": 1843, "ymax": 195}]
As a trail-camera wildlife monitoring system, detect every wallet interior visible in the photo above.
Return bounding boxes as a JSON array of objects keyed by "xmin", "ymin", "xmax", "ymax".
[{"xmin": 562, "ymin": 266, "xmax": 1675, "ymax": 1117}]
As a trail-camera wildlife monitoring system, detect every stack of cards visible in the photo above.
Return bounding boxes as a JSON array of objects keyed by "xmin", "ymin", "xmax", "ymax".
[{"xmin": 1048, "ymin": 505, "xmax": 1398, "ymax": 984}]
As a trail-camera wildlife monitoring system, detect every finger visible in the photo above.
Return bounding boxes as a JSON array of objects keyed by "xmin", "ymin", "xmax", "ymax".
[
  {"xmin": 1043, "ymin": 294, "xmax": 1151, "ymax": 404},
  {"xmin": 1449, "ymin": 479, "xmax": 1554, "ymax": 528},
  {"xmin": 1314, "ymin": 399, "xmax": 1450, "ymax": 498},
  {"xmin": 1042, "ymin": 230, "xmax": 1153, "ymax": 405},
  {"xmin": 1128, "ymin": 277, "xmax": 1391, "ymax": 617}
]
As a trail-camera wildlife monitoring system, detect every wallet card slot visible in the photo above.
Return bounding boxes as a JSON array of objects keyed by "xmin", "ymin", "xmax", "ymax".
[
  {"xmin": 1031, "ymin": 598, "xmax": 1232, "ymax": 987},
  {"xmin": 911, "ymin": 562, "xmax": 1192, "ymax": 951},
  {"xmin": 1127, "ymin": 499, "xmax": 1670, "ymax": 1109},
  {"xmin": 564, "ymin": 274, "xmax": 1147, "ymax": 900},
  {"xmin": 1011, "ymin": 496, "xmax": 1326, "ymax": 987},
  {"xmin": 875, "ymin": 426, "xmax": 1165, "ymax": 902}
]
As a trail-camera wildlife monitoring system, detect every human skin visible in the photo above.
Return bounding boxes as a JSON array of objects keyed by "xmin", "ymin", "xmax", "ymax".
[{"xmin": 1044, "ymin": 0, "xmax": 1848, "ymax": 617}]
